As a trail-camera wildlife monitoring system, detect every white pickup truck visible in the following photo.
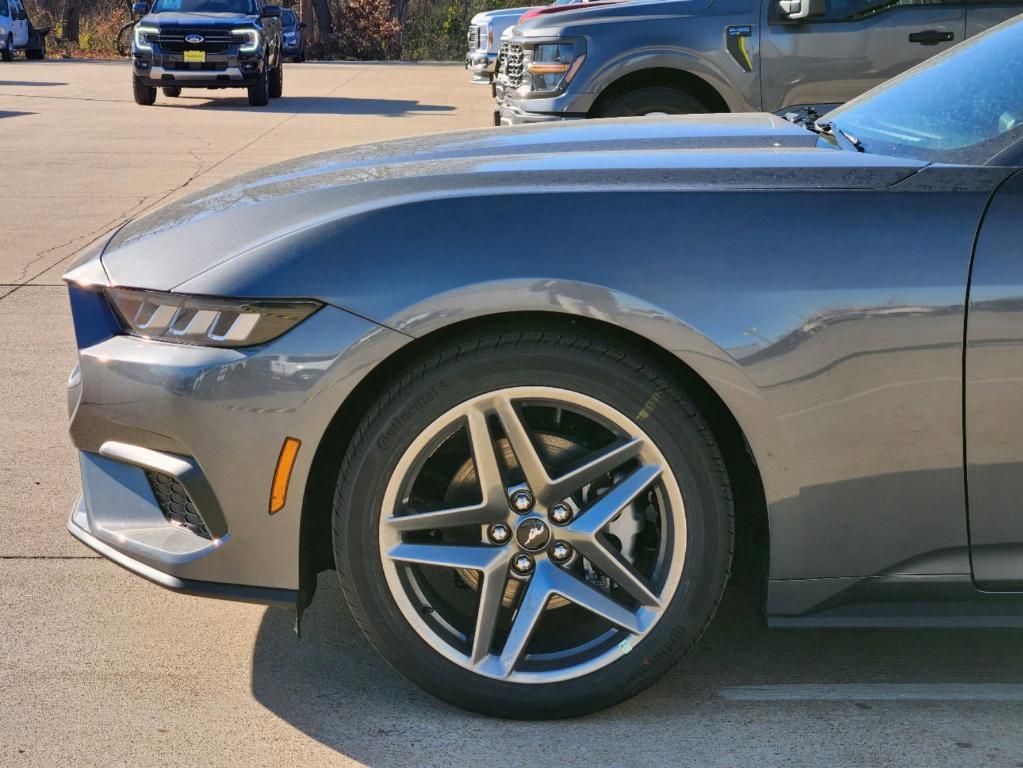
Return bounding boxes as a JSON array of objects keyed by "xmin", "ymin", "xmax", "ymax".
[{"xmin": 0, "ymin": 0, "xmax": 47, "ymax": 61}]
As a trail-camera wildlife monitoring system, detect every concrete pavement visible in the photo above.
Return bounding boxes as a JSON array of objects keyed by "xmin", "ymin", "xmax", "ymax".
[{"xmin": 1, "ymin": 59, "xmax": 1023, "ymax": 768}]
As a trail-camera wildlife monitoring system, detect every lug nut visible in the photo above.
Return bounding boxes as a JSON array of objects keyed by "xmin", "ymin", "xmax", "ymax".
[
  {"xmin": 510, "ymin": 489, "xmax": 534, "ymax": 513},
  {"xmin": 488, "ymin": 523, "xmax": 511, "ymax": 544},
  {"xmin": 511, "ymin": 553, "xmax": 535, "ymax": 575},
  {"xmin": 549, "ymin": 502, "xmax": 572, "ymax": 525},
  {"xmin": 550, "ymin": 541, "xmax": 572, "ymax": 563}
]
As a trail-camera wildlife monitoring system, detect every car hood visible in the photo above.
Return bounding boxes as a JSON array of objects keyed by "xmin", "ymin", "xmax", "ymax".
[
  {"xmin": 91, "ymin": 114, "xmax": 924, "ymax": 292},
  {"xmin": 143, "ymin": 11, "xmax": 259, "ymax": 25},
  {"xmin": 473, "ymin": 6, "xmax": 538, "ymax": 22},
  {"xmin": 517, "ymin": 0, "xmax": 707, "ymax": 36}
]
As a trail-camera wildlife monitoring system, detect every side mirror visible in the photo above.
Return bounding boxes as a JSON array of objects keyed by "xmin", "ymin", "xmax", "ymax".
[
  {"xmin": 299, "ymin": 21, "xmax": 307, "ymax": 28},
  {"xmin": 132, "ymin": 1, "xmax": 149, "ymax": 15},
  {"xmin": 776, "ymin": 0, "xmax": 825, "ymax": 22},
  {"xmin": 261, "ymin": 4, "xmax": 281, "ymax": 17}
]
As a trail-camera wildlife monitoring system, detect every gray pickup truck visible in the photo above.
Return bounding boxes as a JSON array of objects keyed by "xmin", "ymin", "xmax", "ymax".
[{"xmin": 494, "ymin": 0, "xmax": 1022, "ymax": 123}]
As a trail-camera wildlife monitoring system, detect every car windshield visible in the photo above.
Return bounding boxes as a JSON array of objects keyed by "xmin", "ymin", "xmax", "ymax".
[
  {"xmin": 151, "ymin": 0, "xmax": 256, "ymax": 14},
  {"xmin": 825, "ymin": 17, "xmax": 1023, "ymax": 165},
  {"xmin": 282, "ymin": 8, "xmax": 295, "ymax": 24}
]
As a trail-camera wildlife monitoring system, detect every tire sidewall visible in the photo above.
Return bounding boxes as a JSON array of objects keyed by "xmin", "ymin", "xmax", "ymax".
[
  {"xmin": 599, "ymin": 87, "xmax": 709, "ymax": 118},
  {"xmin": 335, "ymin": 338, "xmax": 731, "ymax": 717}
]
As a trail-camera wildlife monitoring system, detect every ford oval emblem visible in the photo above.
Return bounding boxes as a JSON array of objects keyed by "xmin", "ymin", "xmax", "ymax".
[{"xmin": 184, "ymin": 34, "xmax": 204, "ymax": 43}]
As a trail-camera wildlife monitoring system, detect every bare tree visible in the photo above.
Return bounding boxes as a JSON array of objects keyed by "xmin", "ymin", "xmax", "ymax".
[
  {"xmin": 62, "ymin": 0, "xmax": 81, "ymax": 44},
  {"xmin": 310, "ymin": 0, "xmax": 333, "ymax": 36}
]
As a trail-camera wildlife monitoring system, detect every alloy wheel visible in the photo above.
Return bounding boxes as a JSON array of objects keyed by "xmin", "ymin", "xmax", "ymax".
[{"xmin": 378, "ymin": 386, "xmax": 687, "ymax": 684}]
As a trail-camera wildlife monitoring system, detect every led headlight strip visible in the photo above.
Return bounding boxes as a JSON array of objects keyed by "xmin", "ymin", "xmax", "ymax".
[{"xmin": 106, "ymin": 287, "xmax": 321, "ymax": 348}]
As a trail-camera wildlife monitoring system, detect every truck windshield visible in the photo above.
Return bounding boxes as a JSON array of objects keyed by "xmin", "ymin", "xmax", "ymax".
[
  {"xmin": 826, "ymin": 17, "xmax": 1023, "ymax": 165},
  {"xmin": 151, "ymin": 0, "xmax": 256, "ymax": 13}
]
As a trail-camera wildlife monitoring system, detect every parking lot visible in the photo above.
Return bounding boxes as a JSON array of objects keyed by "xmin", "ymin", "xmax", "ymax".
[{"xmin": 2, "ymin": 59, "xmax": 1023, "ymax": 767}]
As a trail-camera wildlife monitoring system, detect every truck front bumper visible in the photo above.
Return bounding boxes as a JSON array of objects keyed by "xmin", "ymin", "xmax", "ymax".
[
  {"xmin": 134, "ymin": 49, "xmax": 265, "ymax": 89},
  {"xmin": 494, "ymin": 82, "xmax": 593, "ymax": 125},
  {"xmin": 466, "ymin": 51, "xmax": 497, "ymax": 83}
]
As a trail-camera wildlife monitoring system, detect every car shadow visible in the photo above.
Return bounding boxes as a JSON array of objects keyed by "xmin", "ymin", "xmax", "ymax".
[
  {"xmin": 0, "ymin": 110, "xmax": 34, "ymax": 119},
  {"xmin": 160, "ymin": 95, "xmax": 456, "ymax": 116},
  {"xmin": 250, "ymin": 573, "xmax": 1023, "ymax": 767}
]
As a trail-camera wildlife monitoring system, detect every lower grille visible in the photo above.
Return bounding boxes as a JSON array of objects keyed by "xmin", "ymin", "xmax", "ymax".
[
  {"xmin": 467, "ymin": 24, "xmax": 481, "ymax": 51},
  {"xmin": 146, "ymin": 471, "xmax": 212, "ymax": 539},
  {"xmin": 167, "ymin": 61, "xmax": 229, "ymax": 71}
]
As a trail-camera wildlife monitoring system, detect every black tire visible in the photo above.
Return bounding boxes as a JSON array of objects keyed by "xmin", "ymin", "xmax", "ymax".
[
  {"xmin": 268, "ymin": 60, "xmax": 283, "ymax": 98},
  {"xmin": 247, "ymin": 62, "xmax": 270, "ymax": 106},
  {"xmin": 333, "ymin": 327, "xmax": 733, "ymax": 719},
  {"xmin": 133, "ymin": 75, "xmax": 157, "ymax": 106},
  {"xmin": 161, "ymin": 86, "xmax": 181, "ymax": 97},
  {"xmin": 1, "ymin": 35, "xmax": 13, "ymax": 62},
  {"xmin": 596, "ymin": 86, "xmax": 709, "ymax": 118}
]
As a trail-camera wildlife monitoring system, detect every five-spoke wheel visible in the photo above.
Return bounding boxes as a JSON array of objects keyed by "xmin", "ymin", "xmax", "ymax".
[{"xmin": 334, "ymin": 329, "xmax": 732, "ymax": 717}]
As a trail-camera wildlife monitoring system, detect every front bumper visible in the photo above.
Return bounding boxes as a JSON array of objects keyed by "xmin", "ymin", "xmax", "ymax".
[
  {"xmin": 134, "ymin": 47, "xmax": 265, "ymax": 88},
  {"xmin": 493, "ymin": 80, "xmax": 593, "ymax": 126},
  {"xmin": 65, "ymin": 284, "xmax": 409, "ymax": 600},
  {"xmin": 466, "ymin": 51, "xmax": 497, "ymax": 82}
]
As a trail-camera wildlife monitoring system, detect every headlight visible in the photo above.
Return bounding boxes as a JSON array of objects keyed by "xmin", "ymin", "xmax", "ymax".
[
  {"xmin": 284, "ymin": 32, "xmax": 296, "ymax": 41},
  {"xmin": 527, "ymin": 42, "xmax": 585, "ymax": 94},
  {"xmin": 105, "ymin": 287, "xmax": 321, "ymax": 348},
  {"xmin": 133, "ymin": 24, "xmax": 158, "ymax": 52},
  {"xmin": 232, "ymin": 27, "xmax": 261, "ymax": 53}
]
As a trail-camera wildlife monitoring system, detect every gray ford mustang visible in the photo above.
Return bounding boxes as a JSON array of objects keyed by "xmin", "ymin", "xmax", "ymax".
[{"xmin": 65, "ymin": 17, "xmax": 1023, "ymax": 718}]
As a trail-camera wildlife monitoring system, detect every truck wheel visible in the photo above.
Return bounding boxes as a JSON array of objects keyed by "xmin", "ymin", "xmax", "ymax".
[
  {"xmin": 133, "ymin": 75, "xmax": 157, "ymax": 106},
  {"xmin": 162, "ymin": 86, "xmax": 181, "ymax": 97},
  {"xmin": 248, "ymin": 63, "xmax": 270, "ymax": 106},
  {"xmin": 25, "ymin": 37, "xmax": 45, "ymax": 60},
  {"xmin": 1, "ymin": 35, "xmax": 13, "ymax": 62},
  {"xmin": 269, "ymin": 61, "xmax": 283, "ymax": 98},
  {"xmin": 596, "ymin": 86, "xmax": 709, "ymax": 118},
  {"xmin": 332, "ymin": 328, "xmax": 733, "ymax": 718}
]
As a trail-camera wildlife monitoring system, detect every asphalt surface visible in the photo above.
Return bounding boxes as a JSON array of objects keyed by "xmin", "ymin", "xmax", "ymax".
[{"xmin": 2, "ymin": 60, "xmax": 1023, "ymax": 768}]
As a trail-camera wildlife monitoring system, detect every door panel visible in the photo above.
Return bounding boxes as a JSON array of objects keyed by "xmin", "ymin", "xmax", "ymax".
[
  {"xmin": 761, "ymin": 0, "xmax": 965, "ymax": 112},
  {"xmin": 966, "ymin": 170, "xmax": 1023, "ymax": 590}
]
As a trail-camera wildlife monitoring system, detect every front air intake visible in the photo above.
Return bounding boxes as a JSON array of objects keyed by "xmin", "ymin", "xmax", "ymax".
[{"xmin": 146, "ymin": 470, "xmax": 212, "ymax": 539}]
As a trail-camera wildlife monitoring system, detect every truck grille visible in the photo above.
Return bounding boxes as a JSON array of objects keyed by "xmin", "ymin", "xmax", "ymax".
[
  {"xmin": 467, "ymin": 24, "xmax": 482, "ymax": 51},
  {"xmin": 500, "ymin": 42, "xmax": 524, "ymax": 87},
  {"xmin": 146, "ymin": 470, "xmax": 212, "ymax": 539},
  {"xmin": 157, "ymin": 28, "xmax": 237, "ymax": 54}
]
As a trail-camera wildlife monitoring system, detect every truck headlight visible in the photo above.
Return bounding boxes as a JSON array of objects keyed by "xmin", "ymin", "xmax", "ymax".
[
  {"xmin": 106, "ymin": 287, "xmax": 322, "ymax": 348},
  {"xmin": 232, "ymin": 27, "xmax": 261, "ymax": 53},
  {"xmin": 133, "ymin": 24, "xmax": 158, "ymax": 52},
  {"xmin": 527, "ymin": 42, "xmax": 585, "ymax": 94}
]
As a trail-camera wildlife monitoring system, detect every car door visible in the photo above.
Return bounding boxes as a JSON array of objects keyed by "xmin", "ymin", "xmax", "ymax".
[
  {"xmin": 760, "ymin": 0, "xmax": 966, "ymax": 113},
  {"xmin": 965, "ymin": 169, "xmax": 1023, "ymax": 590},
  {"xmin": 9, "ymin": 0, "xmax": 28, "ymax": 47}
]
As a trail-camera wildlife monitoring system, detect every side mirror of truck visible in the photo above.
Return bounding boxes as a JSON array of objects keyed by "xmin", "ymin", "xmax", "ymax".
[
  {"xmin": 261, "ymin": 5, "xmax": 282, "ymax": 17},
  {"xmin": 299, "ymin": 21, "xmax": 307, "ymax": 28},
  {"xmin": 132, "ymin": 1, "xmax": 149, "ymax": 15},
  {"xmin": 776, "ymin": 0, "xmax": 825, "ymax": 22}
]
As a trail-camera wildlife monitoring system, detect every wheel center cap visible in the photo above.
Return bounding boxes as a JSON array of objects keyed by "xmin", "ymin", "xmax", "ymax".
[{"xmin": 516, "ymin": 518, "xmax": 550, "ymax": 551}]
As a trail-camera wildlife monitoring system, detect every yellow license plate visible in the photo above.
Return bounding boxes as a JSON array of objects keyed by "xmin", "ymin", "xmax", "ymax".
[{"xmin": 183, "ymin": 50, "xmax": 206, "ymax": 63}]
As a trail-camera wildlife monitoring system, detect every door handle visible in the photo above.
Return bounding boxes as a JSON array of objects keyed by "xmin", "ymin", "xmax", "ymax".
[{"xmin": 909, "ymin": 30, "xmax": 955, "ymax": 45}]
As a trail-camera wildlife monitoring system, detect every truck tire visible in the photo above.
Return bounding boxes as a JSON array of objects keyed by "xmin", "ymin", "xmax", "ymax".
[
  {"xmin": 162, "ymin": 86, "xmax": 181, "ymax": 97},
  {"xmin": 596, "ymin": 86, "xmax": 709, "ymax": 118},
  {"xmin": 269, "ymin": 60, "xmax": 283, "ymax": 98},
  {"xmin": 1, "ymin": 35, "xmax": 13, "ymax": 62},
  {"xmin": 133, "ymin": 75, "xmax": 157, "ymax": 106},
  {"xmin": 248, "ymin": 62, "xmax": 270, "ymax": 106}
]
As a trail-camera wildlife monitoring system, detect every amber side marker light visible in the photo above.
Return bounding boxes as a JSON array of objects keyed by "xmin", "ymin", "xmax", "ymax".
[{"xmin": 270, "ymin": 437, "xmax": 302, "ymax": 514}]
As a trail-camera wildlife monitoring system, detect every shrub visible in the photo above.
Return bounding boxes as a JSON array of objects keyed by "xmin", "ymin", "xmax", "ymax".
[{"xmin": 401, "ymin": 0, "xmax": 521, "ymax": 61}]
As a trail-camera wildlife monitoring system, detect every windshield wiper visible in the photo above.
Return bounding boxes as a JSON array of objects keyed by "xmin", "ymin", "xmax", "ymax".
[{"xmin": 816, "ymin": 121, "xmax": 866, "ymax": 153}]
